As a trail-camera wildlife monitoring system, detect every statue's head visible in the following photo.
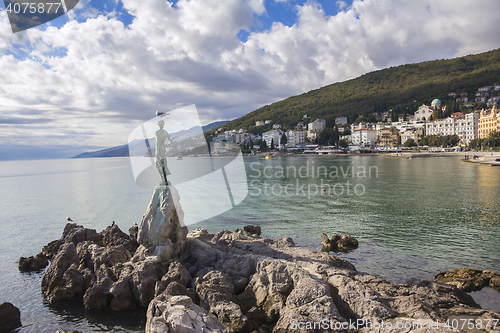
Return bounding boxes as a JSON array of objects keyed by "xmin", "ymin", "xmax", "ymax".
[{"xmin": 158, "ymin": 120, "xmax": 165, "ymax": 129}]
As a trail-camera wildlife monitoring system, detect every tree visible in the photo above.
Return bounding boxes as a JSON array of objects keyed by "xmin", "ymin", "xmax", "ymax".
[
  {"xmin": 280, "ymin": 133, "xmax": 287, "ymax": 146},
  {"xmin": 333, "ymin": 126, "xmax": 340, "ymax": 145},
  {"xmin": 469, "ymin": 138, "xmax": 483, "ymax": 149},
  {"xmin": 432, "ymin": 107, "xmax": 441, "ymax": 120},
  {"xmin": 403, "ymin": 139, "xmax": 417, "ymax": 147},
  {"xmin": 258, "ymin": 139, "xmax": 267, "ymax": 152},
  {"xmin": 270, "ymin": 139, "xmax": 275, "ymax": 150},
  {"xmin": 318, "ymin": 128, "xmax": 333, "ymax": 145},
  {"xmin": 338, "ymin": 139, "xmax": 348, "ymax": 148}
]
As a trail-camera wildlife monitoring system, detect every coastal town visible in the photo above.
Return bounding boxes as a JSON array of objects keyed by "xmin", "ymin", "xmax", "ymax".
[{"xmin": 209, "ymin": 83, "xmax": 500, "ymax": 155}]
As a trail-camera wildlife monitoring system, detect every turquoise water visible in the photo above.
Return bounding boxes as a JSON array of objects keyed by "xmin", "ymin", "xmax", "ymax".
[{"xmin": 0, "ymin": 156, "xmax": 499, "ymax": 332}]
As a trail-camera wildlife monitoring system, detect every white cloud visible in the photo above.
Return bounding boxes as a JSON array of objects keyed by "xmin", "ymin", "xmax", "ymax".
[{"xmin": 0, "ymin": 0, "xmax": 499, "ymax": 156}]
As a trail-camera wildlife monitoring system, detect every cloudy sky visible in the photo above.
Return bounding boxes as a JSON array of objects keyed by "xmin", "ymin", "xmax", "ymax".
[{"xmin": 0, "ymin": 0, "xmax": 499, "ymax": 159}]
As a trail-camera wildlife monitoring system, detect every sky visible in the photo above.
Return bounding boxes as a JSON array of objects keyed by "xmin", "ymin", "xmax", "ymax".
[{"xmin": 0, "ymin": 0, "xmax": 500, "ymax": 159}]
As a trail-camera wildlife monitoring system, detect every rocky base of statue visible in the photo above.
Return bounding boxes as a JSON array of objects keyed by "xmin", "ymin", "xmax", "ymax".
[{"xmin": 137, "ymin": 184, "xmax": 188, "ymax": 263}]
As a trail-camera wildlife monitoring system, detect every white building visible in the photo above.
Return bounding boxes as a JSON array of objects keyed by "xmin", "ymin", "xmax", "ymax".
[
  {"xmin": 308, "ymin": 119, "xmax": 326, "ymax": 131},
  {"xmin": 255, "ymin": 121, "xmax": 264, "ymax": 126},
  {"xmin": 285, "ymin": 129, "xmax": 306, "ymax": 146},
  {"xmin": 335, "ymin": 117, "xmax": 348, "ymax": 126},
  {"xmin": 307, "ymin": 130, "xmax": 321, "ymax": 141},
  {"xmin": 262, "ymin": 129, "xmax": 282, "ymax": 148},
  {"xmin": 414, "ymin": 104, "xmax": 434, "ymax": 122},
  {"xmin": 351, "ymin": 129, "xmax": 377, "ymax": 146},
  {"xmin": 211, "ymin": 141, "xmax": 237, "ymax": 154},
  {"xmin": 350, "ymin": 122, "xmax": 374, "ymax": 132},
  {"xmin": 233, "ymin": 133, "xmax": 247, "ymax": 144},
  {"xmin": 265, "ymin": 120, "xmax": 272, "ymax": 125},
  {"xmin": 425, "ymin": 112, "xmax": 479, "ymax": 145},
  {"xmin": 390, "ymin": 121, "xmax": 426, "ymax": 132}
]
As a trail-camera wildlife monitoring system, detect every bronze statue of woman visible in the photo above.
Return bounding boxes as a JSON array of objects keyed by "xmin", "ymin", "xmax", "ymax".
[{"xmin": 155, "ymin": 119, "xmax": 174, "ymax": 185}]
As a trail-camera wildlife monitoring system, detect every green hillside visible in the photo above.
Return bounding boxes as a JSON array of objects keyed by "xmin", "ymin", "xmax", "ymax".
[{"xmin": 225, "ymin": 48, "xmax": 500, "ymax": 130}]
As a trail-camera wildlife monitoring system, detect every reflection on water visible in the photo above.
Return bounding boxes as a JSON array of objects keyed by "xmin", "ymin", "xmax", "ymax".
[
  {"xmin": 47, "ymin": 302, "xmax": 147, "ymax": 332},
  {"xmin": 475, "ymin": 164, "xmax": 500, "ymax": 224}
]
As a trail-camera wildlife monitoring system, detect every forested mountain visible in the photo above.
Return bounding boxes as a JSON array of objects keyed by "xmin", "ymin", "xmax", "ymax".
[{"xmin": 223, "ymin": 48, "xmax": 500, "ymax": 130}]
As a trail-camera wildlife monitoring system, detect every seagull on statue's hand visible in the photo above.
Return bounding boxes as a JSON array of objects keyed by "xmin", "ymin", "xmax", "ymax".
[
  {"xmin": 66, "ymin": 217, "xmax": 73, "ymax": 222},
  {"xmin": 156, "ymin": 110, "xmax": 169, "ymax": 117}
]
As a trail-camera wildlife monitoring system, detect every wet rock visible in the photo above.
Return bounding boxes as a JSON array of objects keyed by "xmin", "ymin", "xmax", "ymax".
[
  {"xmin": 18, "ymin": 252, "xmax": 48, "ymax": 272},
  {"xmin": 321, "ymin": 232, "xmax": 358, "ymax": 252},
  {"xmin": 146, "ymin": 295, "xmax": 230, "ymax": 333},
  {"xmin": 243, "ymin": 225, "xmax": 261, "ymax": 236},
  {"xmin": 0, "ymin": 303, "xmax": 21, "ymax": 333},
  {"xmin": 434, "ymin": 267, "xmax": 500, "ymax": 292}
]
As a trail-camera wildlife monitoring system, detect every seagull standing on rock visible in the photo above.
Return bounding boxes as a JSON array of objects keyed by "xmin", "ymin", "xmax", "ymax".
[{"xmin": 66, "ymin": 217, "xmax": 73, "ymax": 222}]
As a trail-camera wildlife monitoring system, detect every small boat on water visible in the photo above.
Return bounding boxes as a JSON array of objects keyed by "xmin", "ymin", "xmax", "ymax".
[{"xmin": 177, "ymin": 154, "xmax": 183, "ymax": 160}]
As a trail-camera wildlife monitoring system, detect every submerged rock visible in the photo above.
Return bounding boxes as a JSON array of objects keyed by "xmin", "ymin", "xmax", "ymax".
[
  {"xmin": 0, "ymin": 302, "xmax": 21, "ymax": 333},
  {"xmin": 434, "ymin": 267, "xmax": 500, "ymax": 292},
  {"xmin": 243, "ymin": 225, "xmax": 261, "ymax": 236},
  {"xmin": 18, "ymin": 252, "xmax": 48, "ymax": 272},
  {"xmin": 321, "ymin": 232, "xmax": 359, "ymax": 252}
]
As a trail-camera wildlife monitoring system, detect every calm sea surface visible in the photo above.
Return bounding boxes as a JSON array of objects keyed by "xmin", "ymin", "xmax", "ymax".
[{"xmin": 1, "ymin": 155, "xmax": 499, "ymax": 332}]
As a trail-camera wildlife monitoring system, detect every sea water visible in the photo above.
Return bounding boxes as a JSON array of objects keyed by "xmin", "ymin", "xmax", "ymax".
[{"xmin": 0, "ymin": 155, "xmax": 499, "ymax": 332}]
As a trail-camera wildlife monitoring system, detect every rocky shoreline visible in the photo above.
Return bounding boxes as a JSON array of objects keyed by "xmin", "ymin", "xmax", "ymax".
[{"xmin": 12, "ymin": 221, "xmax": 499, "ymax": 333}]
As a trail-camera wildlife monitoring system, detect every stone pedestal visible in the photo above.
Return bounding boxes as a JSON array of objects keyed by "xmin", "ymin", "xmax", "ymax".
[{"xmin": 136, "ymin": 184, "xmax": 188, "ymax": 262}]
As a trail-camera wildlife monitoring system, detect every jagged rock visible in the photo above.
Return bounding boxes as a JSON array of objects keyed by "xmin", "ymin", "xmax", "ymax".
[
  {"xmin": 195, "ymin": 270, "xmax": 251, "ymax": 332},
  {"xmin": 129, "ymin": 225, "xmax": 138, "ymax": 240},
  {"xmin": 83, "ymin": 275, "xmax": 113, "ymax": 310},
  {"xmin": 18, "ymin": 252, "xmax": 48, "ymax": 272},
  {"xmin": 101, "ymin": 224, "xmax": 139, "ymax": 256},
  {"xmin": 243, "ymin": 225, "xmax": 261, "ymax": 236},
  {"xmin": 131, "ymin": 261, "xmax": 162, "ymax": 307},
  {"xmin": 41, "ymin": 243, "xmax": 84, "ymax": 303},
  {"xmin": 0, "ymin": 303, "xmax": 21, "ymax": 333},
  {"xmin": 42, "ymin": 223, "xmax": 103, "ymax": 260},
  {"xmin": 109, "ymin": 276, "xmax": 137, "ymax": 312},
  {"xmin": 321, "ymin": 232, "xmax": 358, "ymax": 252},
  {"xmin": 154, "ymin": 261, "xmax": 192, "ymax": 297},
  {"xmin": 146, "ymin": 295, "xmax": 230, "ymax": 333},
  {"xmin": 137, "ymin": 186, "xmax": 188, "ymax": 247},
  {"xmin": 62, "ymin": 223, "xmax": 103, "ymax": 247},
  {"xmin": 233, "ymin": 277, "xmax": 249, "ymax": 295}
]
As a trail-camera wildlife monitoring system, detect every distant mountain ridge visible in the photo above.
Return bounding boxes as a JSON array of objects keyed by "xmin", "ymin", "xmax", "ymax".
[
  {"xmin": 73, "ymin": 120, "xmax": 228, "ymax": 158},
  {"xmin": 222, "ymin": 48, "xmax": 500, "ymax": 130}
]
